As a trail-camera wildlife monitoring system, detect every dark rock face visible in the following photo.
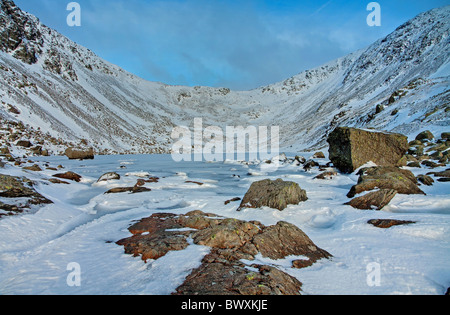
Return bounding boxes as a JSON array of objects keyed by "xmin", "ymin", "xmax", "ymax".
[
  {"xmin": 65, "ymin": 148, "xmax": 95, "ymax": 160},
  {"xmin": 117, "ymin": 211, "xmax": 332, "ymax": 295},
  {"xmin": 238, "ymin": 179, "xmax": 308, "ymax": 211},
  {"xmin": 347, "ymin": 166, "xmax": 425, "ymax": 198},
  {"xmin": 327, "ymin": 127, "xmax": 409, "ymax": 173},
  {"xmin": 0, "ymin": 0, "xmax": 43, "ymax": 64}
]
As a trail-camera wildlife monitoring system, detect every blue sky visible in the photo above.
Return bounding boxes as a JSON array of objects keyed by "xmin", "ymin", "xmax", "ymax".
[{"xmin": 14, "ymin": 0, "xmax": 450, "ymax": 90}]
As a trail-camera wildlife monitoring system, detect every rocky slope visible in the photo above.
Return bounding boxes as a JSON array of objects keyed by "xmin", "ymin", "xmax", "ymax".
[{"xmin": 0, "ymin": 0, "xmax": 449, "ymax": 155}]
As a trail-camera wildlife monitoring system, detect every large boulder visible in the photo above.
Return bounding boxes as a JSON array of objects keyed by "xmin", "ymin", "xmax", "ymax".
[
  {"xmin": 64, "ymin": 147, "xmax": 95, "ymax": 160},
  {"xmin": 345, "ymin": 189, "xmax": 397, "ymax": 210},
  {"xmin": 238, "ymin": 179, "xmax": 307, "ymax": 211},
  {"xmin": 347, "ymin": 166, "xmax": 425, "ymax": 198},
  {"xmin": 327, "ymin": 127, "xmax": 409, "ymax": 173},
  {"xmin": 415, "ymin": 130, "xmax": 434, "ymax": 142}
]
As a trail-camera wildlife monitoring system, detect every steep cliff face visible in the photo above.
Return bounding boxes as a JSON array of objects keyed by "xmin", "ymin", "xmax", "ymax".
[{"xmin": 0, "ymin": 0, "xmax": 449, "ymax": 155}]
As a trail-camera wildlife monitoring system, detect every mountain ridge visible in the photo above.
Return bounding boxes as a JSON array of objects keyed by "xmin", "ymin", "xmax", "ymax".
[{"xmin": 0, "ymin": 0, "xmax": 449, "ymax": 155}]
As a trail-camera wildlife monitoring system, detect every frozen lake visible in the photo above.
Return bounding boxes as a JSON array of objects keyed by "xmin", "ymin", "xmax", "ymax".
[{"xmin": 0, "ymin": 153, "xmax": 449, "ymax": 295}]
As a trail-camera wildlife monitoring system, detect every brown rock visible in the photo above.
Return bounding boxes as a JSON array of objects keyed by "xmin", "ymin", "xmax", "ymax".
[
  {"xmin": 427, "ymin": 170, "xmax": 450, "ymax": 178},
  {"xmin": 314, "ymin": 170, "xmax": 338, "ymax": 180},
  {"xmin": 238, "ymin": 178, "xmax": 307, "ymax": 211},
  {"xmin": 22, "ymin": 164, "xmax": 42, "ymax": 172},
  {"xmin": 65, "ymin": 147, "xmax": 94, "ymax": 160},
  {"xmin": 252, "ymin": 221, "xmax": 332, "ymax": 265},
  {"xmin": 415, "ymin": 130, "xmax": 434, "ymax": 142},
  {"xmin": 407, "ymin": 162, "xmax": 421, "ymax": 168},
  {"xmin": 347, "ymin": 166, "xmax": 425, "ymax": 198},
  {"xmin": 53, "ymin": 171, "xmax": 82, "ymax": 182},
  {"xmin": 345, "ymin": 189, "xmax": 397, "ymax": 210},
  {"xmin": 192, "ymin": 218, "xmax": 260, "ymax": 249},
  {"xmin": 0, "ymin": 174, "xmax": 52, "ymax": 211},
  {"xmin": 327, "ymin": 127, "xmax": 409, "ymax": 173},
  {"xmin": 97, "ymin": 172, "xmax": 120, "ymax": 182},
  {"xmin": 117, "ymin": 211, "xmax": 331, "ymax": 295},
  {"xmin": 16, "ymin": 140, "xmax": 32, "ymax": 148},
  {"xmin": 48, "ymin": 178, "xmax": 70, "ymax": 184},
  {"xmin": 174, "ymin": 254, "xmax": 303, "ymax": 295},
  {"xmin": 0, "ymin": 147, "xmax": 10, "ymax": 155},
  {"xmin": 421, "ymin": 160, "xmax": 445, "ymax": 168},
  {"xmin": 417, "ymin": 175, "xmax": 434, "ymax": 186},
  {"xmin": 104, "ymin": 186, "xmax": 151, "ymax": 194},
  {"xmin": 224, "ymin": 197, "xmax": 241, "ymax": 205},
  {"xmin": 185, "ymin": 181, "xmax": 203, "ymax": 185},
  {"xmin": 312, "ymin": 151, "xmax": 326, "ymax": 159},
  {"xmin": 367, "ymin": 219, "xmax": 416, "ymax": 229}
]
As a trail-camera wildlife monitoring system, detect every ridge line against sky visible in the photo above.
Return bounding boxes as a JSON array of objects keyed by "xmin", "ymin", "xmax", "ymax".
[{"xmin": 13, "ymin": 0, "xmax": 450, "ymax": 91}]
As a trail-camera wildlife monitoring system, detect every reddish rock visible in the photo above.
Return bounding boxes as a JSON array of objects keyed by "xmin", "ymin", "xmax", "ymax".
[
  {"xmin": 367, "ymin": 219, "xmax": 416, "ymax": 229},
  {"xmin": 53, "ymin": 171, "xmax": 82, "ymax": 182},
  {"xmin": 104, "ymin": 186, "xmax": 151, "ymax": 194},
  {"xmin": 117, "ymin": 211, "xmax": 332, "ymax": 295}
]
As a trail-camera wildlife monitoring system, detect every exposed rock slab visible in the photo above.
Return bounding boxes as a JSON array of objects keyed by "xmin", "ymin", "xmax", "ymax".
[{"xmin": 117, "ymin": 211, "xmax": 332, "ymax": 295}]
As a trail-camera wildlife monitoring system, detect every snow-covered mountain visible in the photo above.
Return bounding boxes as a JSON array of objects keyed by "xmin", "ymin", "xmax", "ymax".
[{"xmin": 0, "ymin": 0, "xmax": 449, "ymax": 155}]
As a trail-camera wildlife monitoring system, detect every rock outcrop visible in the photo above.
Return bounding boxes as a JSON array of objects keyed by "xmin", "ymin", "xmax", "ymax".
[
  {"xmin": 117, "ymin": 211, "xmax": 332, "ymax": 295},
  {"xmin": 327, "ymin": 127, "xmax": 409, "ymax": 173}
]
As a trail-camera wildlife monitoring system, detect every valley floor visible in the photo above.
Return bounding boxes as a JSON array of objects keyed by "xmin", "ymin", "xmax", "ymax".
[{"xmin": 0, "ymin": 153, "xmax": 449, "ymax": 295}]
